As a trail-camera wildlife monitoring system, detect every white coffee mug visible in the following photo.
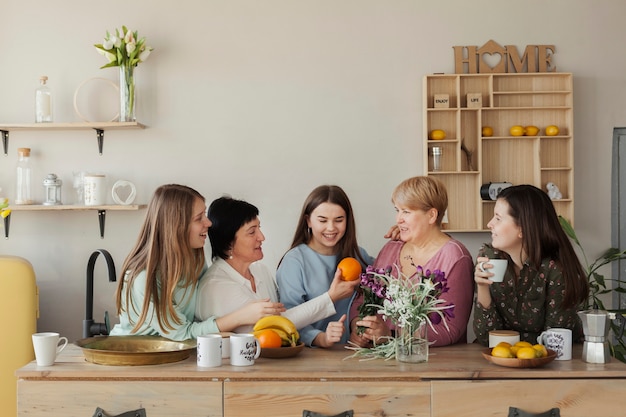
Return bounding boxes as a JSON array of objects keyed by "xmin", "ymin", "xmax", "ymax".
[
  {"xmin": 32, "ymin": 332, "xmax": 68, "ymax": 366},
  {"xmin": 229, "ymin": 333, "xmax": 261, "ymax": 366},
  {"xmin": 84, "ymin": 174, "xmax": 107, "ymax": 206},
  {"xmin": 489, "ymin": 330, "xmax": 520, "ymax": 348},
  {"xmin": 197, "ymin": 334, "xmax": 222, "ymax": 367},
  {"xmin": 537, "ymin": 328, "xmax": 572, "ymax": 360},
  {"xmin": 478, "ymin": 259, "xmax": 508, "ymax": 283},
  {"xmin": 220, "ymin": 332, "xmax": 234, "ymax": 359}
]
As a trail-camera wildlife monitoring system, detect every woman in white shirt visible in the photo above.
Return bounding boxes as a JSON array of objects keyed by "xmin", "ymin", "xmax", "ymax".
[{"xmin": 195, "ymin": 196, "xmax": 358, "ymax": 335}]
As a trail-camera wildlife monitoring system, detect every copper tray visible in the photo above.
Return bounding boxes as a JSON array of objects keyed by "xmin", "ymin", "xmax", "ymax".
[{"xmin": 75, "ymin": 335, "xmax": 196, "ymax": 366}]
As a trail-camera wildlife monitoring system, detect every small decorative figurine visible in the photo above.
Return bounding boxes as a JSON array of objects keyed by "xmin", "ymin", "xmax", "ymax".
[{"xmin": 546, "ymin": 182, "xmax": 562, "ymax": 200}]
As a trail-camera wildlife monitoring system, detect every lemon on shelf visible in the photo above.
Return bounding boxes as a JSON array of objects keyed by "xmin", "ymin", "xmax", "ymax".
[
  {"xmin": 509, "ymin": 125, "xmax": 524, "ymax": 136},
  {"xmin": 429, "ymin": 129, "xmax": 446, "ymax": 140},
  {"xmin": 482, "ymin": 126, "xmax": 494, "ymax": 137},
  {"xmin": 524, "ymin": 125, "xmax": 540, "ymax": 136},
  {"xmin": 545, "ymin": 125, "xmax": 560, "ymax": 136}
]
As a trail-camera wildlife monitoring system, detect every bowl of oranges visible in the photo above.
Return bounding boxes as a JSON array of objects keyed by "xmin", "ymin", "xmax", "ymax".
[{"xmin": 482, "ymin": 341, "xmax": 556, "ymax": 368}]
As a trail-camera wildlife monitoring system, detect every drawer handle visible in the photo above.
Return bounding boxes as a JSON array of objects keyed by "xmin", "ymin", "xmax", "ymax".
[
  {"xmin": 92, "ymin": 407, "xmax": 147, "ymax": 417},
  {"xmin": 508, "ymin": 407, "xmax": 560, "ymax": 417},
  {"xmin": 302, "ymin": 411, "xmax": 353, "ymax": 417}
]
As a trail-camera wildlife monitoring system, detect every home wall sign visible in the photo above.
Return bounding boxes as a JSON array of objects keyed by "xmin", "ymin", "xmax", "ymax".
[{"xmin": 453, "ymin": 39, "xmax": 556, "ymax": 74}]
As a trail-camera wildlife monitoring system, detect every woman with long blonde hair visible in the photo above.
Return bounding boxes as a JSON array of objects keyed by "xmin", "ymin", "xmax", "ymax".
[{"xmin": 110, "ymin": 184, "xmax": 284, "ymax": 340}]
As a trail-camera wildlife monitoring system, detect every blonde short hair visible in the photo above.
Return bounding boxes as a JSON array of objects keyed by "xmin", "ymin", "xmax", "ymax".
[{"xmin": 392, "ymin": 176, "xmax": 448, "ymax": 226}]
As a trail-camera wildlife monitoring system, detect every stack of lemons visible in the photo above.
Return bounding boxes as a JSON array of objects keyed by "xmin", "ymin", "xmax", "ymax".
[{"xmin": 491, "ymin": 341, "xmax": 548, "ymax": 359}]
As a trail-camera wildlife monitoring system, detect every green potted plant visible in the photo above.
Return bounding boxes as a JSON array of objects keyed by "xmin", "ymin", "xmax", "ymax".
[{"xmin": 559, "ymin": 215, "xmax": 626, "ymax": 362}]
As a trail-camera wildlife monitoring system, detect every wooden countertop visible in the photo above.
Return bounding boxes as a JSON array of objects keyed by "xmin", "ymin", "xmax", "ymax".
[{"xmin": 16, "ymin": 342, "xmax": 626, "ymax": 382}]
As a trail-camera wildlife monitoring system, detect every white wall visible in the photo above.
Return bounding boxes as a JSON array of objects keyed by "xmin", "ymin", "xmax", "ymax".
[{"xmin": 1, "ymin": 0, "xmax": 625, "ymax": 342}]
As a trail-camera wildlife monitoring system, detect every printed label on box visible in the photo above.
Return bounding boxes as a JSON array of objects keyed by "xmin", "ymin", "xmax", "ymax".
[{"xmin": 434, "ymin": 94, "xmax": 450, "ymax": 108}]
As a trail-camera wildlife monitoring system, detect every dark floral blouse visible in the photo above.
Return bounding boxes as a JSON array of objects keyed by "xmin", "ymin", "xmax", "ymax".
[{"xmin": 473, "ymin": 244, "xmax": 583, "ymax": 346}]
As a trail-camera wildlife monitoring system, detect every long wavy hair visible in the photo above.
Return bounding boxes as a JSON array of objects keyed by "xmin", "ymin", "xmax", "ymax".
[
  {"xmin": 114, "ymin": 184, "xmax": 206, "ymax": 333},
  {"xmin": 281, "ymin": 185, "xmax": 368, "ymax": 266},
  {"xmin": 497, "ymin": 184, "xmax": 589, "ymax": 309}
]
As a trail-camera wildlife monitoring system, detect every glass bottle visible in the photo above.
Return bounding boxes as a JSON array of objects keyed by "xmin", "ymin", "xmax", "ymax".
[
  {"xmin": 35, "ymin": 76, "xmax": 52, "ymax": 123},
  {"xmin": 15, "ymin": 148, "xmax": 33, "ymax": 205}
]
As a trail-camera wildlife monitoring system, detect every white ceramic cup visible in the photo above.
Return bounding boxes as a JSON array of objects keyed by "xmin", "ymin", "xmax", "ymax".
[
  {"xmin": 537, "ymin": 328, "xmax": 572, "ymax": 360},
  {"xmin": 32, "ymin": 332, "xmax": 68, "ymax": 366},
  {"xmin": 478, "ymin": 259, "xmax": 508, "ymax": 282},
  {"xmin": 84, "ymin": 174, "xmax": 107, "ymax": 206},
  {"xmin": 229, "ymin": 333, "xmax": 261, "ymax": 366},
  {"xmin": 197, "ymin": 334, "xmax": 222, "ymax": 368},
  {"xmin": 220, "ymin": 332, "xmax": 234, "ymax": 359},
  {"xmin": 488, "ymin": 330, "xmax": 520, "ymax": 348}
]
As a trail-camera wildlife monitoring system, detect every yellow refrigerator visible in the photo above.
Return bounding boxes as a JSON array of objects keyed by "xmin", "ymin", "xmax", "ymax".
[{"xmin": 0, "ymin": 256, "xmax": 38, "ymax": 417}]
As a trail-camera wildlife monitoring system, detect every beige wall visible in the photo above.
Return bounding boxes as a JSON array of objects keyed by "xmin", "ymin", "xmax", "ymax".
[{"xmin": 1, "ymin": 0, "xmax": 624, "ymax": 342}]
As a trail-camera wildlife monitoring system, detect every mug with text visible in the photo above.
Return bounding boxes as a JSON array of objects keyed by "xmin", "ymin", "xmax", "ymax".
[
  {"xmin": 220, "ymin": 332, "xmax": 234, "ymax": 359},
  {"xmin": 197, "ymin": 334, "xmax": 222, "ymax": 368},
  {"xmin": 229, "ymin": 333, "xmax": 261, "ymax": 366},
  {"xmin": 537, "ymin": 328, "xmax": 572, "ymax": 360},
  {"xmin": 32, "ymin": 332, "xmax": 68, "ymax": 366},
  {"xmin": 84, "ymin": 174, "xmax": 107, "ymax": 206},
  {"xmin": 478, "ymin": 259, "xmax": 508, "ymax": 283}
]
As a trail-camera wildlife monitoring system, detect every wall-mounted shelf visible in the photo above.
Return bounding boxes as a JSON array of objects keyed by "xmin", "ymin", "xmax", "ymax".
[
  {"xmin": 4, "ymin": 204, "xmax": 147, "ymax": 239},
  {"xmin": 423, "ymin": 73, "xmax": 574, "ymax": 232},
  {"xmin": 0, "ymin": 122, "xmax": 145, "ymax": 155}
]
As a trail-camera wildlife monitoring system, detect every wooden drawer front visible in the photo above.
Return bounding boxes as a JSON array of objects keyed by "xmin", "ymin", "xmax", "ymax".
[
  {"xmin": 432, "ymin": 379, "xmax": 625, "ymax": 417},
  {"xmin": 18, "ymin": 380, "xmax": 222, "ymax": 417},
  {"xmin": 224, "ymin": 380, "xmax": 430, "ymax": 417}
]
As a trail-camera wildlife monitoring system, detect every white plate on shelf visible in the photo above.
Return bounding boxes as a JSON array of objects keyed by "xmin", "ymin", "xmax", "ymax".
[{"xmin": 73, "ymin": 77, "xmax": 119, "ymax": 122}]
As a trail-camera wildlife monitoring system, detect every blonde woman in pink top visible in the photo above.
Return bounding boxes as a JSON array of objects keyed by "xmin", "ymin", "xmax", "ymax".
[{"xmin": 348, "ymin": 176, "xmax": 474, "ymax": 347}]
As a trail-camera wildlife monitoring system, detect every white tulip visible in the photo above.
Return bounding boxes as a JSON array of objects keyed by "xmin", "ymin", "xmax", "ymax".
[{"xmin": 138, "ymin": 48, "xmax": 152, "ymax": 62}]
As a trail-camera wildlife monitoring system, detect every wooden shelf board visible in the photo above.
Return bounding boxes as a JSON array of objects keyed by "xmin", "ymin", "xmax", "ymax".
[
  {"xmin": 493, "ymin": 91, "xmax": 571, "ymax": 95},
  {"xmin": 0, "ymin": 122, "xmax": 145, "ymax": 131},
  {"xmin": 9, "ymin": 204, "xmax": 146, "ymax": 211}
]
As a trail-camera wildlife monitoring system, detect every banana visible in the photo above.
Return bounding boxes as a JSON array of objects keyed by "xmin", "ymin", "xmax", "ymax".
[
  {"xmin": 253, "ymin": 315, "xmax": 299, "ymax": 346},
  {"xmin": 254, "ymin": 328, "xmax": 292, "ymax": 347}
]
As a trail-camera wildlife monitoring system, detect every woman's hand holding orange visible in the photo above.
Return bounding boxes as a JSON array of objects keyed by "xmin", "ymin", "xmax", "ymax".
[{"xmin": 328, "ymin": 268, "xmax": 360, "ymax": 302}]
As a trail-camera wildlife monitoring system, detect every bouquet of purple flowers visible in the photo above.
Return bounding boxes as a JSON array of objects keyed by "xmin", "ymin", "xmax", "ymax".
[{"xmin": 349, "ymin": 264, "xmax": 455, "ymax": 360}]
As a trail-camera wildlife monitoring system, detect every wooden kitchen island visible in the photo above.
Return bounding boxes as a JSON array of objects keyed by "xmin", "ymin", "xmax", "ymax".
[{"xmin": 16, "ymin": 342, "xmax": 626, "ymax": 417}]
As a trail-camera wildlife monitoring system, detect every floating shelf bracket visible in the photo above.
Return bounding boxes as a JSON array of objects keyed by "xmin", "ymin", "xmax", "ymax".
[
  {"xmin": 95, "ymin": 129, "xmax": 105, "ymax": 155},
  {"xmin": 97, "ymin": 210, "xmax": 106, "ymax": 238},
  {"xmin": 1, "ymin": 130, "xmax": 8, "ymax": 156},
  {"xmin": 3, "ymin": 213, "xmax": 9, "ymax": 239}
]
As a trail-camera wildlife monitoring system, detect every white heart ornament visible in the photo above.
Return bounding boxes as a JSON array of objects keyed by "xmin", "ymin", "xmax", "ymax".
[{"xmin": 111, "ymin": 180, "xmax": 137, "ymax": 205}]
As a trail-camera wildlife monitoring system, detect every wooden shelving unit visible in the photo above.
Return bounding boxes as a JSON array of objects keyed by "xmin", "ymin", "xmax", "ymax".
[{"xmin": 423, "ymin": 73, "xmax": 573, "ymax": 232}]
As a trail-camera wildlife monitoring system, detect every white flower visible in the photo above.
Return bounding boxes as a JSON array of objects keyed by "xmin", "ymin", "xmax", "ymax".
[
  {"xmin": 94, "ymin": 25, "xmax": 153, "ymax": 69},
  {"xmin": 138, "ymin": 48, "xmax": 152, "ymax": 62},
  {"xmin": 124, "ymin": 28, "xmax": 135, "ymax": 44},
  {"xmin": 103, "ymin": 38, "xmax": 114, "ymax": 50},
  {"xmin": 126, "ymin": 42, "xmax": 136, "ymax": 55}
]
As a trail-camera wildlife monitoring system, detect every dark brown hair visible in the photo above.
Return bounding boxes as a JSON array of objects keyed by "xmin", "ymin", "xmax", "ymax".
[
  {"xmin": 282, "ymin": 185, "xmax": 368, "ymax": 266},
  {"xmin": 498, "ymin": 184, "xmax": 589, "ymax": 308}
]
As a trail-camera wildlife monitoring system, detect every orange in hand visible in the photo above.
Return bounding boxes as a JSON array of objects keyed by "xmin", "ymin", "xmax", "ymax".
[
  {"xmin": 255, "ymin": 329, "xmax": 283, "ymax": 348},
  {"xmin": 338, "ymin": 257, "xmax": 362, "ymax": 281}
]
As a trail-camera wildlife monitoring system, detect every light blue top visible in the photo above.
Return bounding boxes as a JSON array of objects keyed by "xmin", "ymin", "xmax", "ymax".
[
  {"xmin": 276, "ymin": 244, "xmax": 374, "ymax": 346},
  {"xmin": 110, "ymin": 265, "xmax": 219, "ymax": 341}
]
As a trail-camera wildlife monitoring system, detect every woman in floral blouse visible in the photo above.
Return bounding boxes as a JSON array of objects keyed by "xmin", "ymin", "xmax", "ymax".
[{"xmin": 473, "ymin": 184, "xmax": 589, "ymax": 345}]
